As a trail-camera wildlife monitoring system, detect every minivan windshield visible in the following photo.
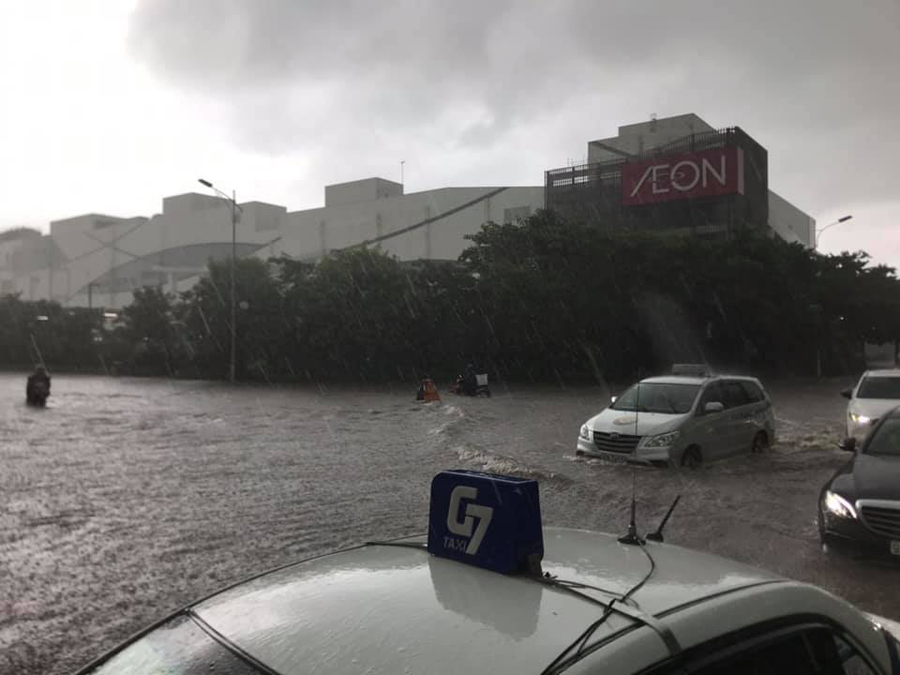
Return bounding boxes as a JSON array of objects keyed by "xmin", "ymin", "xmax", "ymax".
[
  {"xmin": 857, "ymin": 377, "xmax": 900, "ymax": 399},
  {"xmin": 610, "ymin": 383, "xmax": 701, "ymax": 415}
]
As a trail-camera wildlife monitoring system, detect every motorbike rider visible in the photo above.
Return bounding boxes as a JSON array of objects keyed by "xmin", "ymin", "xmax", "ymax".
[
  {"xmin": 463, "ymin": 363, "xmax": 477, "ymax": 396},
  {"xmin": 27, "ymin": 365, "xmax": 51, "ymax": 402}
]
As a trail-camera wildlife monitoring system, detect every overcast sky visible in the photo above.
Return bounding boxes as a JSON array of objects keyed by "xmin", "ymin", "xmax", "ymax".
[{"xmin": 1, "ymin": 0, "xmax": 898, "ymax": 265}]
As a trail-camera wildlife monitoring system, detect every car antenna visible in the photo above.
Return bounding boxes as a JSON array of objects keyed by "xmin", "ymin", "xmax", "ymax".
[
  {"xmin": 634, "ymin": 379, "xmax": 640, "ymax": 437},
  {"xmin": 646, "ymin": 495, "xmax": 681, "ymax": 543},
  {"xmin": 618, "ymin": 472, "xmax": 643, "ymax": 545}
]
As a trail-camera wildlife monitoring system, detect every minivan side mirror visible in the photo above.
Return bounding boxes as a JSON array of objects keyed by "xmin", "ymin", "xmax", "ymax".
[
  {"xmin": 838, "ymin": 437, "xmax": 857, "ymax": 452},
  {"xmin": 840, "ymin": 388, "xmax": 852, "ymax": 400},
  {"xmin": 704, "ymin": 401, "xmax": 725, "ymax": 414}
]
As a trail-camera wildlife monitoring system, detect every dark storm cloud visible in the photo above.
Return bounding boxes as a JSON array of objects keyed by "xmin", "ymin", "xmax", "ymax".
[{"xmin": 129, "ymin": 0, "xmax": 900, "ymax": 209}]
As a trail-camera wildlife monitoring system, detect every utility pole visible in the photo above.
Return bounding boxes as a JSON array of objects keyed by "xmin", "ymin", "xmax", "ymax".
[
  {"xmin": 198, "ymin": 179, "xmax": 240, "ymax": 383},
  {"xmin": 230, "ymin": 188, "xmax": 237, "ymax": 384},
  {"xmin": 810, "ymin": 302, "xmax": 824, "ymax": 378}
]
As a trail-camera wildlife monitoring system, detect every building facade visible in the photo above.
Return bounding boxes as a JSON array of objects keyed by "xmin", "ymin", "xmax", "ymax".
[
  {"xmin": 0, "ymin": 179, "xmax": 543, "ymax": 309},
  {"xmin": 0, "ymin": 115, "xmax": 816, "ymax": 310},
  {"xmin": 277, "ymin": 179, "xmax": 540, "ymax": 263},
  {"xmin": 545, "ymin": 114, "xmax": 814, "ymax": 245}
]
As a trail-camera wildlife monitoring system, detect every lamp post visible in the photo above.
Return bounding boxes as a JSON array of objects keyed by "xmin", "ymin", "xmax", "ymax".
[
  {"xmin": 198, "ymin": 178, "xmax": 241, "ymax": 383},
  {"xmin": 815, "ymin": 215, "xmax": 853, "ymax": 248},
  {"xmin": 810, "ymin": 213, "xmax": 851, "ymax": 376}
]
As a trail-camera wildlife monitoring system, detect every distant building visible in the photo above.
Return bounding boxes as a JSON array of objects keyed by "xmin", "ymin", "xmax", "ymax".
[
  {"xmin": 0, "ymin": 227, "xmax": 66, "ymax": 300},
  {"xmin": 545, "ymin": 113, "xmax": 815, "ymax": 246},
  {"xmin": 0, "ymin": 179, "xmax": 543, "ymax": 309},
  {"xmin": 0, "ymin": 115, "xmax": 818, "ymax": 310},
  {"xmin": 277, "ymin": 178, "xmax": 541, "ymax": 264}
]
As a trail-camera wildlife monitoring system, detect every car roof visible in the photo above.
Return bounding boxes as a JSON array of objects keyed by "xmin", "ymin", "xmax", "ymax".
[
  {"xmin": 640, "ymin": 376, "xmax": 708, "ymax": 385},
  {"xmin": 863, "ymin": 369, "xmax": 900, "ymax": 378},
  {"xmin": 192, "ymin": 527, "xmax": 782, "ymax": 675},
  {"xmin": 640, "ymin": 375, "xmax": 758, "ymax": 386}
]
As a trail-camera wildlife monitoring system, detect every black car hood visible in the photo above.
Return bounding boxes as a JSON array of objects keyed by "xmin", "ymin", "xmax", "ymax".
[{"xmin": 849, "ymin": 453, "xmax": 900, "ymax": 501}]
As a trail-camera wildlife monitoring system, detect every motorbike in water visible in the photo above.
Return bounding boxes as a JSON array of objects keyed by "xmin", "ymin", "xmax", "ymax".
[
  {"xmin": 451, "ymin": 373, "xmax": 491, "ymax": 397},
  {"xmin": 26, "ymin": 373, "xmax": 51, "ymax": 407}
]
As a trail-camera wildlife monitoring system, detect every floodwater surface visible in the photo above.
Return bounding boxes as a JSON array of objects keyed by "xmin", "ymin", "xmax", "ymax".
[{"xmin": 0, "ymin": 374, "xmax": 895, "ymax": 674}]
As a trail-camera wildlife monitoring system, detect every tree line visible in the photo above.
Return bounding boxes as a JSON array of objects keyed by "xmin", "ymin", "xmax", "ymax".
[{"xmin": 2, "ymin": 210, "xmax": 898, "ymax": 384}]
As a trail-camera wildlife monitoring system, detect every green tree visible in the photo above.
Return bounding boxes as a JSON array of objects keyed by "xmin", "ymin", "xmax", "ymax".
[
  {"xmin": 274, "ymin": 247, "xmax": 418, "ymax": 380},
  {"xmin": 116, "ymin": 286, "xmax": 181, "ymax": 375},
  {"xmin": 180, "ymin": 257, "xmax": 286, "ymax": 380},
  {"xmin": 461, "ymin": 210, "xmax": 645, "ymax": 381},
  {"xmin": 0, "ymin": 294, "xmax": 101, "ymax": 371},
  {"xmin": 6, "ymin": 212, "xmax": 900, "ymax": 383}
]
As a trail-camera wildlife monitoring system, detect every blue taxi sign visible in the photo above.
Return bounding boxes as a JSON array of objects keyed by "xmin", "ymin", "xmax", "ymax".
[{"xmin": 428, "ymin": 470, "xmax": 544, "ymax": 574}]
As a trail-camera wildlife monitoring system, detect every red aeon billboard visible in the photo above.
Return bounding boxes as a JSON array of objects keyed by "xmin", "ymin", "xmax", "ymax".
[{"xmin": 621, "ymin": 146, "xmax": 744, "ymax": 206}]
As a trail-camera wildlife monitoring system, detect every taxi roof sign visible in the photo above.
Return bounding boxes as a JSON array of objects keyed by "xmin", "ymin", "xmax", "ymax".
[{"xmin": 428, "ymin": 470, "xmax": 543, "ymax": 575}]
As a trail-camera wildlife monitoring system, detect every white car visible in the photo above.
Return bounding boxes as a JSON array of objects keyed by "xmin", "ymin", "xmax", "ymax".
[
  {"xmin": 76, "ymin": 471, "xmax": 899, "ymax": 675},
  {"xmin": 843, "ymin": 369, "xmax": 900, "ymax": 439},
  {"xmin": 577, "ymin": 367, "xmax": 775, "ymax": 467}
]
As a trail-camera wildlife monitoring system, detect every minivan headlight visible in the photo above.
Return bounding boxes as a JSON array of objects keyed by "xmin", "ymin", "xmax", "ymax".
[
  {"xmin": 849, "ymin": 412, "xmax": 871, "ymax": 424},
  {"xmin": 579, "ymin": 424, "xmax": 591, "ymax": 441},
  {"xmin": 643, "ymin": 431, "xmax": 680, "ymax": 448},
  {"xmin": 823, "ymin": 490, "xmax": 857, "ymax": 519}
]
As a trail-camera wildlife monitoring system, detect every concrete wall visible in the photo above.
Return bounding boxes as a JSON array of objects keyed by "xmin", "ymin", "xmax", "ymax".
[
  {"xmin": 45, "ymin": 196, "xmax": 289, "ymax": 308},
  {"xmin": 0, "ymin": 229, "xmax": 43, "ymax": 295},
  {"xmin": 162, "ymin": 193, "xmax": 225, "ymax": 216},
  {"xmin": 275, "ymin": 186, "xmax": 544, "ymax": 262},
  {"xmin": 49, "ymin": 214, "xmax": 149, "ymax": 305},
  {"xmin": 1, "ymin": 182, "xmax": 543, "ymax": 309},
  {"xmin": 588, "ymin": 113, "xmax": 715, "ymax": 163},
  {"xmin": 0, "ymin": 228, "xmax": 73, "ymax": 301},
  {"xmin": 768, "ymin": 190, "xmax": 815, "ymax": 247},
  {"xmin": 325, "ymin": 177, "xmax": 404, "ymax": 207}
]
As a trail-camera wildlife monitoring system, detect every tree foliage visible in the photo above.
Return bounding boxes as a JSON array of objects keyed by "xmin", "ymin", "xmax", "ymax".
[
  {"xmin": 2, "ymin": 210, "xmax": 899, "ymax": 382},
  {"xmin": 0, "ymin": 294, "xmax": 101, "ymax": 371}
]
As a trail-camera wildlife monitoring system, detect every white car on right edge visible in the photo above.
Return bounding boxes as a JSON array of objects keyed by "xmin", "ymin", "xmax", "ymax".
[{"xmin": 843, "ymin": 369, "xmax": 900, "ymax": 440}]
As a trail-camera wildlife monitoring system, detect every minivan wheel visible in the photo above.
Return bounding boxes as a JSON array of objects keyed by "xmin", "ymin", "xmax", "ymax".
[
  {"xmin": 751, "ymin": 431, "xmax": 769, "ymax": 454},
  {"xmin": 681, "ymin": 446, "xmax": 703, "ymax": 469}
]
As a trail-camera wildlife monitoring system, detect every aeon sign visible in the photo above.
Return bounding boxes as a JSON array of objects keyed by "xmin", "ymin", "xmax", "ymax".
[{"xmin": 621, "ymin": 146, "xmax": 744, "ymax": 206}]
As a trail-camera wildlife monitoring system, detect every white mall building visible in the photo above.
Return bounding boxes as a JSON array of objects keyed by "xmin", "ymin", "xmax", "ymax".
[
  {"xmin": 0, "ymin": 179, "xmax": 543, "ymax": 309},
  {"xmin": 0, "ymin": 114, "xmax": 816, "ymax": 310}
]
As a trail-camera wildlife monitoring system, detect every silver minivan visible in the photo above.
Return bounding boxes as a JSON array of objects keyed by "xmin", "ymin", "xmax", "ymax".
[{"xmin": 575, "ymin": 371, "xmax": 776, "ymax": 468}]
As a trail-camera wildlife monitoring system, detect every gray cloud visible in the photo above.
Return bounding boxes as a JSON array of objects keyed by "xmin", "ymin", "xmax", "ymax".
[{"xmin": 129, "ymin": 0, "xmax": 900, "ymax": 215}]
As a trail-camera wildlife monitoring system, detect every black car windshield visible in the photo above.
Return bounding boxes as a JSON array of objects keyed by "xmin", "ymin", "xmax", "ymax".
[
  {"xmin": 866, "ymin": 417, "xmax": 900, "ymax": 456},
  {"xmin": 857, "ymin": 377, "xmax": 900, "ymax": 399},
  {"xmin": 611, "ymin": 383, "xmax": 701, "ymax": 414}
]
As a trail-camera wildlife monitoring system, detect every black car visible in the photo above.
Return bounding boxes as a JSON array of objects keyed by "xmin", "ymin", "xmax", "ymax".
[{"xmin": 819, "ymin": 406, "xmax": 900, "ymax": 559}]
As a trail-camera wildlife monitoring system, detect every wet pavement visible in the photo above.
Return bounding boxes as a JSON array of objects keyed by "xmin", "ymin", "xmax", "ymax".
[{"xmin": 1, "ymin": 373, "xmax": 897, "ymax": 674}]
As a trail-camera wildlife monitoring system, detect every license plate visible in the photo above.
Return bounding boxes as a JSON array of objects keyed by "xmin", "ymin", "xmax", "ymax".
[
  {"xmin": 891, "ymin": 541, "xmax": 900, "ymax": 556},
  {"xmin": 595, "ymin": 451, "xmax": 630, "ymax": 464}
]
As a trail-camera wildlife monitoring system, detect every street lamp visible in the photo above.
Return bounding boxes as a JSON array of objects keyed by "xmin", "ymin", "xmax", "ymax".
[
  {"xmin": 198, "ymin": 178, "xmax": 242, "ymax": 383},
  {"xmin": 811, "ymin": 214, "xmax": 852, "ymax": 377},
  {"xmin": 816, "ymin": 215, "xmax": 853, "ymax": 248}
]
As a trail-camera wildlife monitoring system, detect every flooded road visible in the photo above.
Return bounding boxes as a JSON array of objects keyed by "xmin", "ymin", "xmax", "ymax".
[{"xmin": 1, "ymin": 373, "xmax": 896, "ymax": 674}]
